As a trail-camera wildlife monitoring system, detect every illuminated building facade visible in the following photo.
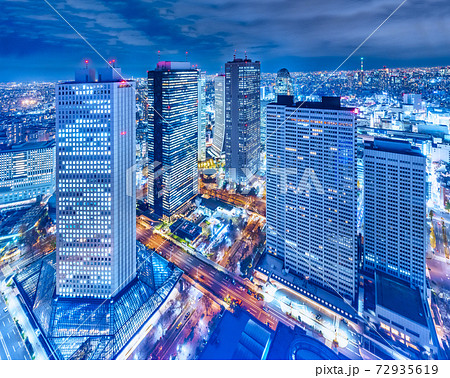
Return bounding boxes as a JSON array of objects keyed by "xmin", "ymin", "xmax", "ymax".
[
  {"xmin": 198, "ymin": 71, "xmax": 207, "ymax": 161},
  {"xmin": 0, "ymin": 140, "xmax": 55, "ymax": 208},
  {"xmin": 211, "ymin": 74, "xmax": 225, "ymax": 157},
  {"xmin": 266, "ymin": 96, "xmax": 358, "ymax": 300},
  {"xmin": 224, "ymin": 57, "xmax": 261, "ymax": 183},
  {"xmin": 363, "ymin": 138, "xmax": 426, "ymax": 293},
  {"xmin": 147, "ymin": 61, "xmax": 199, "ymax": 219},
  {"xmin": 55, "ymin": 65, "xmax": 136, "ymax": 299}
]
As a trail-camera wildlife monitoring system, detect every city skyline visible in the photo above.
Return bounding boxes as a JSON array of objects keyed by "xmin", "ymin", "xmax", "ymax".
[{"xmin": 1, "ymin": 0, "xmax": 450, "ymax": 364}]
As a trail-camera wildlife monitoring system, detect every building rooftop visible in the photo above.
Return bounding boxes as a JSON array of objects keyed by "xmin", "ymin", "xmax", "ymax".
[
  {"xmin": 375, "ymin": 272, "xmax": 427, "ymax": 327},
  {"xmin": 58, "ymin": 65, "xmax": 134, "ymax": 84},
  {"xmin": 200, "ymin": 309, "xmax": 273, "ymax": 360},
  {"xmin": 0, "ymin": 140, "xmax": 55, "ymax": 153},
  {"xmin": 155, "ymin": 61, "xmax": 193, "ymax": 71},
  {"xmin": 270, "ymin": 95, "xmax": 355, "ymax": 112},
  {"xmin": 169, "ymin": 218, "xmax": 202, "ymax": 243},
  {"xmin": 256, "ymin": 254, "xmax": 357, "ymax": 320},
  {"xmin": 364, "ymin": 138, "xmax": 425, "ymax": 158},
  {"xmin": 200, "ymin": 197, "xmax": 234, "ymax": 212},
  {"xmin": 267, "ymin": 323, "xmax": 339, "ymax": 360},
  {"xmin": 226, "ymin": 57, "xmax": 260, "ymax": 64}
]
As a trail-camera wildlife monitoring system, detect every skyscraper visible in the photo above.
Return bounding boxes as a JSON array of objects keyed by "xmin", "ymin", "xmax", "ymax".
[
  {"xmin": 266, "ymin": 95, "xmax": 358, "ymax": 300},
  {"xmin": 211, "ymin": 74, "xmax": 225, "ymax": 158},
  {"xmin": 363, "ymin": 138, "xmax": 426, "ymax": 293},
  {"xmin": 55, "ymin": 65, "xmax": 136, "ymax": 299},
  {"xmin": 198, "ymin": 71, "xmax": 207, "ymax": 162},
  {"xmin": 275, "ymin": 68, "xmax": 293, "ymax": 96},
  {"xmin": 224, "ymin": 57, "xmax": 261, "ymax": 183},
  {"xmin": 147, "ymin": 61, "xmax": 198, "ymax": 220}
]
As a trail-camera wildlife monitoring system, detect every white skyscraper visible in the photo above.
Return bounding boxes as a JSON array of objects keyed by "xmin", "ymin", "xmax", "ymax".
[
  {"xmin": 363, "ymin": 138, "xmax": 426, "ymax": 293},
  {"xmin": 266, "ymin": 96, "xmax": 358, "ymax": 300},
  {"xmin": 55, "ymin": 65, "xmax": 136, "ymax": 299}
]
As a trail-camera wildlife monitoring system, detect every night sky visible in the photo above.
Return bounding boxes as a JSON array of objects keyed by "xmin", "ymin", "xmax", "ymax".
[{"xmin": 1, "ymin": 0, "xmax": 450, "ymax": 81}]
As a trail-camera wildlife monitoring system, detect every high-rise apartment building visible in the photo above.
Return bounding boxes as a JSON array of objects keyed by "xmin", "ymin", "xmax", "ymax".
[
  {"xmin": 266, "ymin": 95, "xmax": 358, "ymax": 300},
  {"xmin": 147, "ymin": 61, "xmax": 198, "ymax": 219},
  {"xmin": 224, "ymin": 57, "xmax": 261, "ymax": 183},
  {"xmin": 0, "ymin": 140, "xmax": 55, "ymax": 208},
  {"xmin": 363, "ymin": 138, "xmax": 426, "ymax": 293},
  {"xmin": 211, "ymin": 74, "xmax": 225, "ymax": 158},
  {"xmin": 55, "ymin": 65, "xmax": 136, "ymax": 299},
  {"xmin": 198, "ymin": 71, "xmax": 207, "ymax": 162}
]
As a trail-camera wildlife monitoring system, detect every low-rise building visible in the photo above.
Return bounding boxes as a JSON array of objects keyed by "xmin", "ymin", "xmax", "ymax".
[{"xmin": 0, "ymin": 140, "xmax": 55, "ymax": 209}]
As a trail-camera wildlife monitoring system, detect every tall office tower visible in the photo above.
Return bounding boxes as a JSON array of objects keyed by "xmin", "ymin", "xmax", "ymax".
[
  {"xmin": 275, "ymin": 68, "xmax": 293, "ymax": 96},
  {"xmin": 0, "ymin": 140, "xmax": 55, "ymax": 208},
  {"xmin": 147, "ymin": 61, "xmax": 198, "ymax": 220},
  {"xmin": 55, "ymin": 65, "xmax": 136, "ymax": 299},
  {"xmin": 198, "ymin": 71, "xmax": 207, "ymax": 162},
  {"xmin": 224, "ymin": 57, "xmax": 261, "ymax": 183},
  {"xmin": 211, "ymin": 74, "xmax": 225, "ymax": 157},
  {"xmin": 266, "ymin": 96, "xmax": 358, "ymax": 300},
  {"xmin": 363, "ymin": 138, "xmax": 426, "ymax": 293}
]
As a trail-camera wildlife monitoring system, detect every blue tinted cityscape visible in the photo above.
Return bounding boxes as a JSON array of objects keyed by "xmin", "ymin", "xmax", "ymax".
[{"xmin": 0, "ymin": 0, "xmax": 450, "ymax": 364}]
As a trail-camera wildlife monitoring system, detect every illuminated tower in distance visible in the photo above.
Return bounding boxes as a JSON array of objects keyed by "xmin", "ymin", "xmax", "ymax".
[
  {"xmin": 224, "ymin": 56, "xmax": 261, "ymax": 183},
  {"xmin": 211, "ymin": 74, "xmax": 225, "ymax": 157},
  {"xmin": 275, "ymin": 68, "xmax": 293, "ymax": 96}
]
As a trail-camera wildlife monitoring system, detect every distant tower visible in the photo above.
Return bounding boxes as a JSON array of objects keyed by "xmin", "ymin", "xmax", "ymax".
[
  {"xmin": 211, "ymin": 74, "xmax": 226, "ymax": 158},
  {"xmin": 275, "ymin": 68, "xmax": 293, "ymax": 96},
  {"xmin": 359, "ymin": 57, "xmax": 364, "ymax": 87},
  {"xmin": 224, "ymin": 56, "xmax": 261, "ymax": 183}
]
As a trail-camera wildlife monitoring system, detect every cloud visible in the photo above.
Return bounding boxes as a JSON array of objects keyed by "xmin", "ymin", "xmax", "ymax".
[{"xmin": 1, "ymin": 0, "xmax": 450, "ymax": 81}]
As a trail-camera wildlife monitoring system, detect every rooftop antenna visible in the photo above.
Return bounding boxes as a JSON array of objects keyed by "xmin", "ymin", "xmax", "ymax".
[
  {"xmin": 233, "ymin": 49, "xmax": 236, "ymax": 60},
  {"xmin": 185, "ymin": 51, "xmax": 188, "ymax": 62},
  {"xmin": 112, "ymin": 59, "xmax": 116, "ymax": 68},
  {"xmin": 158, "ymin": 50, "xmax": 161, "ymax": 62},
  {"xmin": 360, "ymin": 57, "xmax": 364, "ymax": 72},
  {"xmin": 245, "ymin": 50, "xmax": 247, "ymax": 60},
  {"xmin": 84, "ymin": 59, "xmax": 89, "ymax": 69}
]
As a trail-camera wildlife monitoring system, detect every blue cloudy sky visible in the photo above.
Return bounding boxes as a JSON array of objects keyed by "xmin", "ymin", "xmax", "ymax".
[{"xmin": 1, "ymin": 0, "xmax": 450, "ymax": 81}]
